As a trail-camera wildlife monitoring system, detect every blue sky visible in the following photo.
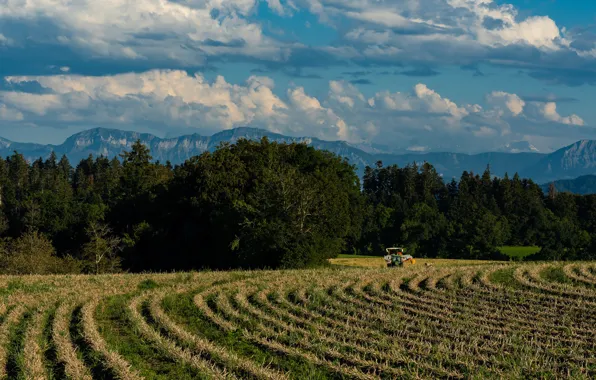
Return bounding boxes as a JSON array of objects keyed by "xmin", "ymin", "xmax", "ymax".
[{"xmin": 1, "ymin": 0, "xmax": 596, "ymax": 153}]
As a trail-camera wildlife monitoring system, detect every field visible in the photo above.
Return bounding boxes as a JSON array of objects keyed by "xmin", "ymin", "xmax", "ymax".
[
  {"xmin": 498, "ymin": 246, "xmax": 541, "ymax": 258},
  {"xmin": 329, "ymin": 254, "xmax": 498, "ymax": 268},
  {"xmin": 0, "ymin": 262, "xmax": 595, "ymax": 379}
]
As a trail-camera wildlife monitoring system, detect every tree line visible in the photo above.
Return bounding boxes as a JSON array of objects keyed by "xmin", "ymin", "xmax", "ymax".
[
  {"xmin": 0, "ymin": 138, "xmax": 593, "ymax": 275},
  {"xmin": 359, "ymin": 161, "xmax": 596, "ymax": 261}
]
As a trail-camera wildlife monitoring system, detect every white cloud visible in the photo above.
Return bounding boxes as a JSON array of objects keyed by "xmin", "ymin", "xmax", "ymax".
[
  {"xmin": 484, "ymin": 16, "xmax": 562, "ymax": 50},
  {"xmin": 414, "ymin": 84, "xmax": 469, "ymax": 119},
  {"xmin": 369, "ymin": 83, "xmax": 470, "ymax": 122},
  {"xmin": 306, "ymin": 0, "xmax": 588, "ymax": 76},
  {"xmin": 535, "ymin": 102, "xmax": 584, "ymax": 126},
  {"xmin": 448, "ymin": 0, "xmax": 564, "ymax": 49},
  {"xmin": 2, "ymin": 70, "xmax": 289, "ymax": 129},
  {"xmin": 0, "ymin": 71, "xmax": 592, "ymax": 153},
  {"xmin": 0, "ymin": 33, "xmax": 12, "ymax": 46},
  {"xmin": 0, "ymin": 0, "xmax": 285, "ymax": 63},
  {"xmin": 487, "ymin": 91, "xmax": 525, "ymax": 116},
  {"xmin": 0, "ymin": 70, "xmax": 361, "ymax": 142},
  {"xmin": 1, "ymin": 0, "xmax": 594, "ymax": 89},
  {"xmin": 328, "ymin": 81, "xmax": 365, "ymax": 109},
  {"xmin": 288, "ymin": 87, "xmax": 323, "ymax": 110},
  {"xmin": 487, "ymin": 90, "xmax": 583, "ymax": 126},
  {"xmin": 288, "ymin": 86, "xmax": 354, "ymax": 141},
  {"xmin": 0, "ymin": 104, "xmax": 24, "ymax": 121}
]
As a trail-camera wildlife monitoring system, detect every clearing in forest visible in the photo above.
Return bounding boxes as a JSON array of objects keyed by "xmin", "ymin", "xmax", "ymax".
[{"xmin": 0, "ymin": 262, "xmax": 595, "ymax": 379}]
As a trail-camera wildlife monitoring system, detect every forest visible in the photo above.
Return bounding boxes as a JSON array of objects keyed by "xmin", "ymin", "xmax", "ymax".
[{"xmin": 0, "ymin": 137, "xmax": 593, "ymax": 274}]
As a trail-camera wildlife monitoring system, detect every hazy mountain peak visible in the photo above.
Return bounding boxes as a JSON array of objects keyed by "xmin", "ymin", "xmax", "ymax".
[
  {"xmin": 498, "ymin": 141, "xmax": 540, "ymax": 153},
  {"xmin": 0, "ymin": 127, "xmax": 594, "ymax": 184}
]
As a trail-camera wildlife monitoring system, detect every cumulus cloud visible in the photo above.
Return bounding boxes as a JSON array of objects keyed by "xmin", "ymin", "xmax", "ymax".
[
  {"xmin": 299, "ymin": 0, "xmax": 596, "ymax": 85},
  {"xmin": 368, "ymin": 84, "xmax": 470, "ymax": 125},
  {"xmin": 533, "ymin": 102, "xmax": 584, "ymax": 126},
  {"xmin": 0, "ymin": 0, "xmax": 286, "ymax": 65},
  {"xmin": 287, "ymin": 86, "xmax": 355, "ymax": 141},
  {"xmin": 487, "ymin": 91, "xmax": 525, "ymax": 116},
  {"xmin": 0, "ymin": 70, "xmax": 364, "ymax": 142},
  {"xmin": 448, "ymin": 0, "xmax": 565, "ymax": 49},
  {"xmin": 0, "ymin": 70, "xmax": 593, "ymax": 152},
  {"xmin": 2, "ymin": 70, "xmax": 291, "ymax": 130},
  {"xmin": 487, "ymin": 90, "xmax": 584, "ymax": 126},
  {"xmin": 0, "ymin": 104, "xmax": 23, "ymax": 121},
  {"xmin": 1, "ymin": 0, "xmax": 595, "ymax": 86}
]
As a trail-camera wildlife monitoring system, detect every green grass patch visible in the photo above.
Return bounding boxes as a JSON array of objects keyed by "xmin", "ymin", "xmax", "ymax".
[
  {"xmin": 6, "ymin": 311, "xmax": 31, "ymax": 379},
  {"xmin": 162, "ymin": 291, "xmax": 334, "ymax": 379},
  {"xmin": 95, "ymin": 294, "xmax": 201, "ymax": 379},
  {"xmin": 138, "ymin": 279, "xmax": 160, "ymax": 291},
  {"xmin": 540, "ymin": 266, "xmax": 573, "ymax": 285},
  {"xmin": 42, "ymin": 306, "xmax": 67, "ymax": 380},
  {"xmin": 70, "ymin": 306, "xmax": 117, "ymax": 379},
  {"xmin": 489, "ymin": 267, "xmax": 523, "ymax": 288},
  {"xmin": 0, "ymin": 280, "xmax": 54, "ymax": 296},
  {"xmin": 498, "ymin": 246, "xmax": 540, "ymax": 259}
]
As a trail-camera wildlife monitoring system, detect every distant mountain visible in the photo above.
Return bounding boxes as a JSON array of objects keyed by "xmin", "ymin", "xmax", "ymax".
[
  {"xmin": 541, "ymin": 175, "xmax": 596, "ymax": 195},
  {"xmin": 498, "ymin": 141, "xmax": 540, "ymax": 153},
  {"xmin": 0, "ymin": 127, "xmax": 374, "ymax": 174},
  {"xmin": 376, "ymin": 151, "xmax": 546, "ymax": 180},
  {"xmin": 1, "ymin": 127, "xmax": 595, "ymax": 183},
  {"xmin": 520, "ymin": 140, "xmax": 596, "ymax": 183}
]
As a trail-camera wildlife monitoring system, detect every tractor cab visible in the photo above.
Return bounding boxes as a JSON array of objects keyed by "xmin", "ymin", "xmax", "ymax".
[{"xmin": 383, "ymin": 247, "xmax": 416, "ymax": 267}]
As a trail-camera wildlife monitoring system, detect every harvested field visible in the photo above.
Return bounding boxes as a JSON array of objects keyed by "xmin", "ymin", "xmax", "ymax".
[{"xmin": 0, "ymin": 262, "xmax": 595, "ymax": 378}]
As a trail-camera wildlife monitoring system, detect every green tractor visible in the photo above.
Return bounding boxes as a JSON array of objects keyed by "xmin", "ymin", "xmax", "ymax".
[{"xmin": 383, "ymin": 247, "xmax": 416, "ymax": 267}]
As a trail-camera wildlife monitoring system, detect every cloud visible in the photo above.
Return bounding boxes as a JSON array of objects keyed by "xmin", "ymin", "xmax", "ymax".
[
  {"xmin": 487, "ymin": 90, "xmax": 584, "ymax": 126},
  {"xmin": 341, "ymin": 71, "xmax": 372, "ymax": 78},
  {"xmin": 532, "ymin": 102, "xmax": 584, "ymax": 126},
  {"xmin": 310, "ymin": 0, "xmax": 596, "ymax": 85},
  {"xmin": 460, "ymin": 63, "xmax": 485, "ymax": 76},
  {"xmin": 0, "ymin": 33, "xmax": 12, "ymax": 46},
  {"xmin": 400, "ymin": 67, "xmax": 440, "ymax": 77},
  {"xmin": 521, "ymin": 95, "xmax": 578, "ymax": 103},
  {"xmin": 0, "ymin": 0, "xmax": 286, "ymax": 68},
  {"xmin": 2, "ymin": 70, "xmax": 287, "ymax": 130},
  {"xmin": 487, "ymin": 91, "xmax": 525, "ymax": 116},
  {"xmin": 0, "ymin": 104, "xmax": 23, "ymax": 121},
  {"xmin": 1, "ymin": 0, "xmax": 596, "ymax": 86},
  {"xmin": 0, "ymin": 70, "xmax": 362, "ymax": 143},
  {"xmin": 0, "ymin": 70, "xmax": 593, "ymax": 153},
  {"xmin": 527, "ymin": 68, "xmax": 596, "ymax": 87},
  {"xmin": 349, "ymin": 79, "xmax": 372, "ymax": 85}
]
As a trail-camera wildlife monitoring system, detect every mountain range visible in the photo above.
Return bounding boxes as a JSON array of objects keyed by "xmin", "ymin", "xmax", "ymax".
[
  {"xmin": 540, "ymin": 175, "xmax": 596, "ymax": 195},
  {"xmin": 1, "ymin": 127, "xmax": 596, "ymax": 184}
]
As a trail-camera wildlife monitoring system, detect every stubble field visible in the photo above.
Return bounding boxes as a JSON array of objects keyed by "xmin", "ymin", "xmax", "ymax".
[{"xmin": 0, "ymin": 261, "xmax": 595, "ymax": 379}]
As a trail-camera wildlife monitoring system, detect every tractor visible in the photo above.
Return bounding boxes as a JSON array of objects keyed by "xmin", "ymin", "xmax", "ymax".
[{"xmin": 383, "ymin": 247, "xmax": 416, "ymax": 267}]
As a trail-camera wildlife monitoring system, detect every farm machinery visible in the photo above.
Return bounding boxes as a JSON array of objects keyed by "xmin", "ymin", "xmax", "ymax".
[{"xmin": 384, "ymin": 247, "xmax": 416, "ymax": 267}]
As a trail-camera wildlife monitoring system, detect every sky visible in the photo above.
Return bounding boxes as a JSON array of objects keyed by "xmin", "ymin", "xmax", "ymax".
[{"xmin": 1, "ymin": 0, "xmax": 596, "ymax": 153}]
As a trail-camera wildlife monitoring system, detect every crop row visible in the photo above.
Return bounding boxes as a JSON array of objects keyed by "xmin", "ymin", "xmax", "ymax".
[{"xmin": 0, "ymin": 263, "xmax": 593, "ymax": 378}]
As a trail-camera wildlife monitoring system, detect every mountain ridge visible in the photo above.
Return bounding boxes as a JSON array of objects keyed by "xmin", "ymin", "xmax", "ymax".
[
  {"xmin": 541, "ymin": 175, "xmax": 596, "ymax": 195},
  {"xmin": 1, "ymin": 127, "xmax": 595, "ymax": 183}
]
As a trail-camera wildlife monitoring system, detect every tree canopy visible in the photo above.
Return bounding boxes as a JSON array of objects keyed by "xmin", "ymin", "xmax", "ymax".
[{"xmin": 0, "ymin": 139, "xmax": 594, "ymax": 274}]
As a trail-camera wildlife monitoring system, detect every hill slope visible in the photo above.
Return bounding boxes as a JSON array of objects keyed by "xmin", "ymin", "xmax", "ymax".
[{"xmin": 541, "ymin": 174, "xmax": 596, "ymax": 195}]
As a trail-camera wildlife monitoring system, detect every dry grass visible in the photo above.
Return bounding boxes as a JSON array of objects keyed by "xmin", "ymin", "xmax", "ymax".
[
  {"xmin": 328, "ymin": 256, "xmax": 497, "ymax": 268},
  {"xmin": 0, "ymin": 262, "xmax": 593, "ymax": 378}
]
